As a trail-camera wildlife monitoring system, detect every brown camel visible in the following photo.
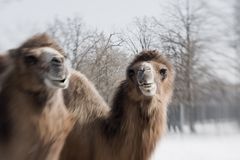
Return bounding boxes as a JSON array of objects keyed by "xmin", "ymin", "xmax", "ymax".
[
  {"xmin": 60, "ymin": 50, "xmax": 175, "ymax": 160},
  {"xmin": 0, "ymin": 34, "xmax": 75, "ymax": 160}
]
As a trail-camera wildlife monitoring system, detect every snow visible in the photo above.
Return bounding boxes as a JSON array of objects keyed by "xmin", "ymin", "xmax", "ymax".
[{"xmin": 152, "ymin": 122, "xmax": 240, "ymax": 160}]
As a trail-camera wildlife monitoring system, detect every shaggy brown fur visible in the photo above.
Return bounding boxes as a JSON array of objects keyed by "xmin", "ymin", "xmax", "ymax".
[
  {"xmin": 60, "ymin": 50, "xmax": 174, "ymax": 160},
  {"xmin": 0, "ymin": 34, "xmax": 75, "ymax": 160},
  {"xmin": 60, "ymin": 70, "xmax": 110, "ymax": 159}
]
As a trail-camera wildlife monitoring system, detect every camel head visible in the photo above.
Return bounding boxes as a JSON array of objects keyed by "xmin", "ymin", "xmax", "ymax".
[
  {"xmin": 127, "ymin": 50, "xmax": 174, "ymax": 100},
  {"xmin": 7, "ymin": 34, "xmax": 69, "ymax": 92}
]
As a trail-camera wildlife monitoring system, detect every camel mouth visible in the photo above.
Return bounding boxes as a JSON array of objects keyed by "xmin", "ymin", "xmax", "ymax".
[
  {"xmin": 52, "ymin": 78, "xmax": 67, "ymax": 85},
  {"xmin": 50, "ymin": 78, "xmax": 69, "ymax": 88},
  {"xmin": 53, "ymin": 78, "xmax": 66, "ymax": 83},
  {"xmin": 139, "ymin": 83, "xmax": 157, "ymax": 96},
  {"xmin": 140, "ymin": 83, "xmax": 154, "ymax": 88},
  {"xmin": 44, "ymin": 73, "xmax": 70, "ymax": 89}
]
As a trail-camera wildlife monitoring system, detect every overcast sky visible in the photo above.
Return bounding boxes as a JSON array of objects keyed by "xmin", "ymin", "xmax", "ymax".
[
  {"xmin": 0, "ymin": 0, "xmax": 231, "ymax": 49},
  {"xmin": 0, "ymin": 0, "xmax": 237, "ymax": 82},
  {"xmin": 0, "ymin": 0, "xmax": 164, "ymax": 30},
  {"xmin": 0, "ymin": 0, "xmax": 169, "ymax": 49}
]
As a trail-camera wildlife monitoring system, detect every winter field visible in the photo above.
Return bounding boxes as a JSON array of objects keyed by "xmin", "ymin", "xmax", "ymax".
[{"xmin": 152, "ymin": 122, "xmax": 240, "ymax": 160}]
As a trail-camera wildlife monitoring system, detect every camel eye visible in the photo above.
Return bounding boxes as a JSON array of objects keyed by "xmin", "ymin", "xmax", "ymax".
[
  {"xmin": 159, "ymin": 68, "xmax": 167, "ymax": 79},
  {"xmin": 24, "ymin": 55, "xmax": 38, "ymax": 65},
  {"xmin": 128, "ymin": 69, "xmax": 135, "ymax": 77}
]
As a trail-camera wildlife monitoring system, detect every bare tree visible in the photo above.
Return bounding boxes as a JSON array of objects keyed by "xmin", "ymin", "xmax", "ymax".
[
  {"xmin": 152, "ymin": 0, "xmax": 214, "ymax": 132},
  {"xmin": 233, "ymin": 0, "xmax": 240, "ymax": 76},
  {"xmin": 48, "ymin": 17, "xmax": 100, "ymax": 69},
  {"xmin": 86, "ymin": 33, "xmax": 127, "ymax": 103},
  {"xmin": 47, "ymin": 17, "xmax": 128, "ymax": 103},
  {"xmin": 232, "ymin": 0, "xmax": 240, "ymax": 125},
  {"xmin": 120, "ymin": 17, "xmax": 158, "ymax": 55}
]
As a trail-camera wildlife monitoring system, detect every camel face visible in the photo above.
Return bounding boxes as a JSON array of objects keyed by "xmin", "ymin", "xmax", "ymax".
[
  {"xmin": 128, "ymin": 59, "xmax": 169, "ymax": 97},
  {"xmin": 39, "ymin": 47, "xmax": 69, "ymax": 89},
  {"xmin": 13, "ymin": 47, "xmax": 69, "ymax": 91}
]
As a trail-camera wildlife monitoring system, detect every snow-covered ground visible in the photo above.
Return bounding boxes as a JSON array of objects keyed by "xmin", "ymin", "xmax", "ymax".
[{"xmin": 152, "ymin": 122, "xmax": 240, "ymax": 160}]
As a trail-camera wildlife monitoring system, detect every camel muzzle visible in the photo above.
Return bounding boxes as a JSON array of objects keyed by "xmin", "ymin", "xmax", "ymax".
[
  {"xmin": 136, "ymin": 63, "xmax": 157, "ymax": 96},
  {"xmin": 137, "ymin": 65, "xmax": 154, "ymax": 86}
]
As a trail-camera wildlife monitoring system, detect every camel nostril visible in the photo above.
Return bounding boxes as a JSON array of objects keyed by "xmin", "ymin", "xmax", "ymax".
[
  {"xmin": 137, "ymin": 69, "xmax": 154, "ymax": 86},
  {"xmin": 51, "ymin": 57, "xmax": 63, "ymax": 66}
]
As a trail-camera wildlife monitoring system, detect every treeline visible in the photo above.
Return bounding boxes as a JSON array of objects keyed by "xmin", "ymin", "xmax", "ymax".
[{"xmin": 46, "ymin": 0, "xmax": 240, "ymax": 132}]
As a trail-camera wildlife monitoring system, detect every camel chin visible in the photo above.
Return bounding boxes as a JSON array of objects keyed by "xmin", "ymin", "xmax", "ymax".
[{"xmin": 139, "ymin": 83, "xmax": 157, "ymax": 96}]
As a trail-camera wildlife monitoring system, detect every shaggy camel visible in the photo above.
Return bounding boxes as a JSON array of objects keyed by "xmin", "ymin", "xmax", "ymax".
[
  {"xmin": 0, "ymin": 34, "xmax": 75, "ymax": 160},
  {"xmin": 60, "ymin": 50, "xmax": 174, "ymax": 160}
]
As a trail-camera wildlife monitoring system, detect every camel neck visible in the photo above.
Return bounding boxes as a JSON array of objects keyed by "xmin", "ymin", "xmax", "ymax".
[{"xmin": 101, "ymin": 82, "xmax": 166, "ymax": 160}]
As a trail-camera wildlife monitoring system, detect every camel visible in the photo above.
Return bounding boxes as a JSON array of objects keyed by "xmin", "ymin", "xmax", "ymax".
[
  {"xmin": 0, "ymin": 34, "xmax": 75, "ymax": 160},
  {"xmin": 60, "ymin": 50, "xmax": 175, "ymax": 160}
]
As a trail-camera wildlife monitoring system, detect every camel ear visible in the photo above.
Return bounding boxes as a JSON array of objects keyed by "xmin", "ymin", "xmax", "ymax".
[
  {"xmin": 0, "ymin": 54, "xmax": 9, "ymax": 74},
  {"xmin": 8, "ymin": 48, "xmax": 18, "ymax": 58},
  {"xmin": 0, "ymin": 52, "xmax": 13, "ymax": 82}
]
